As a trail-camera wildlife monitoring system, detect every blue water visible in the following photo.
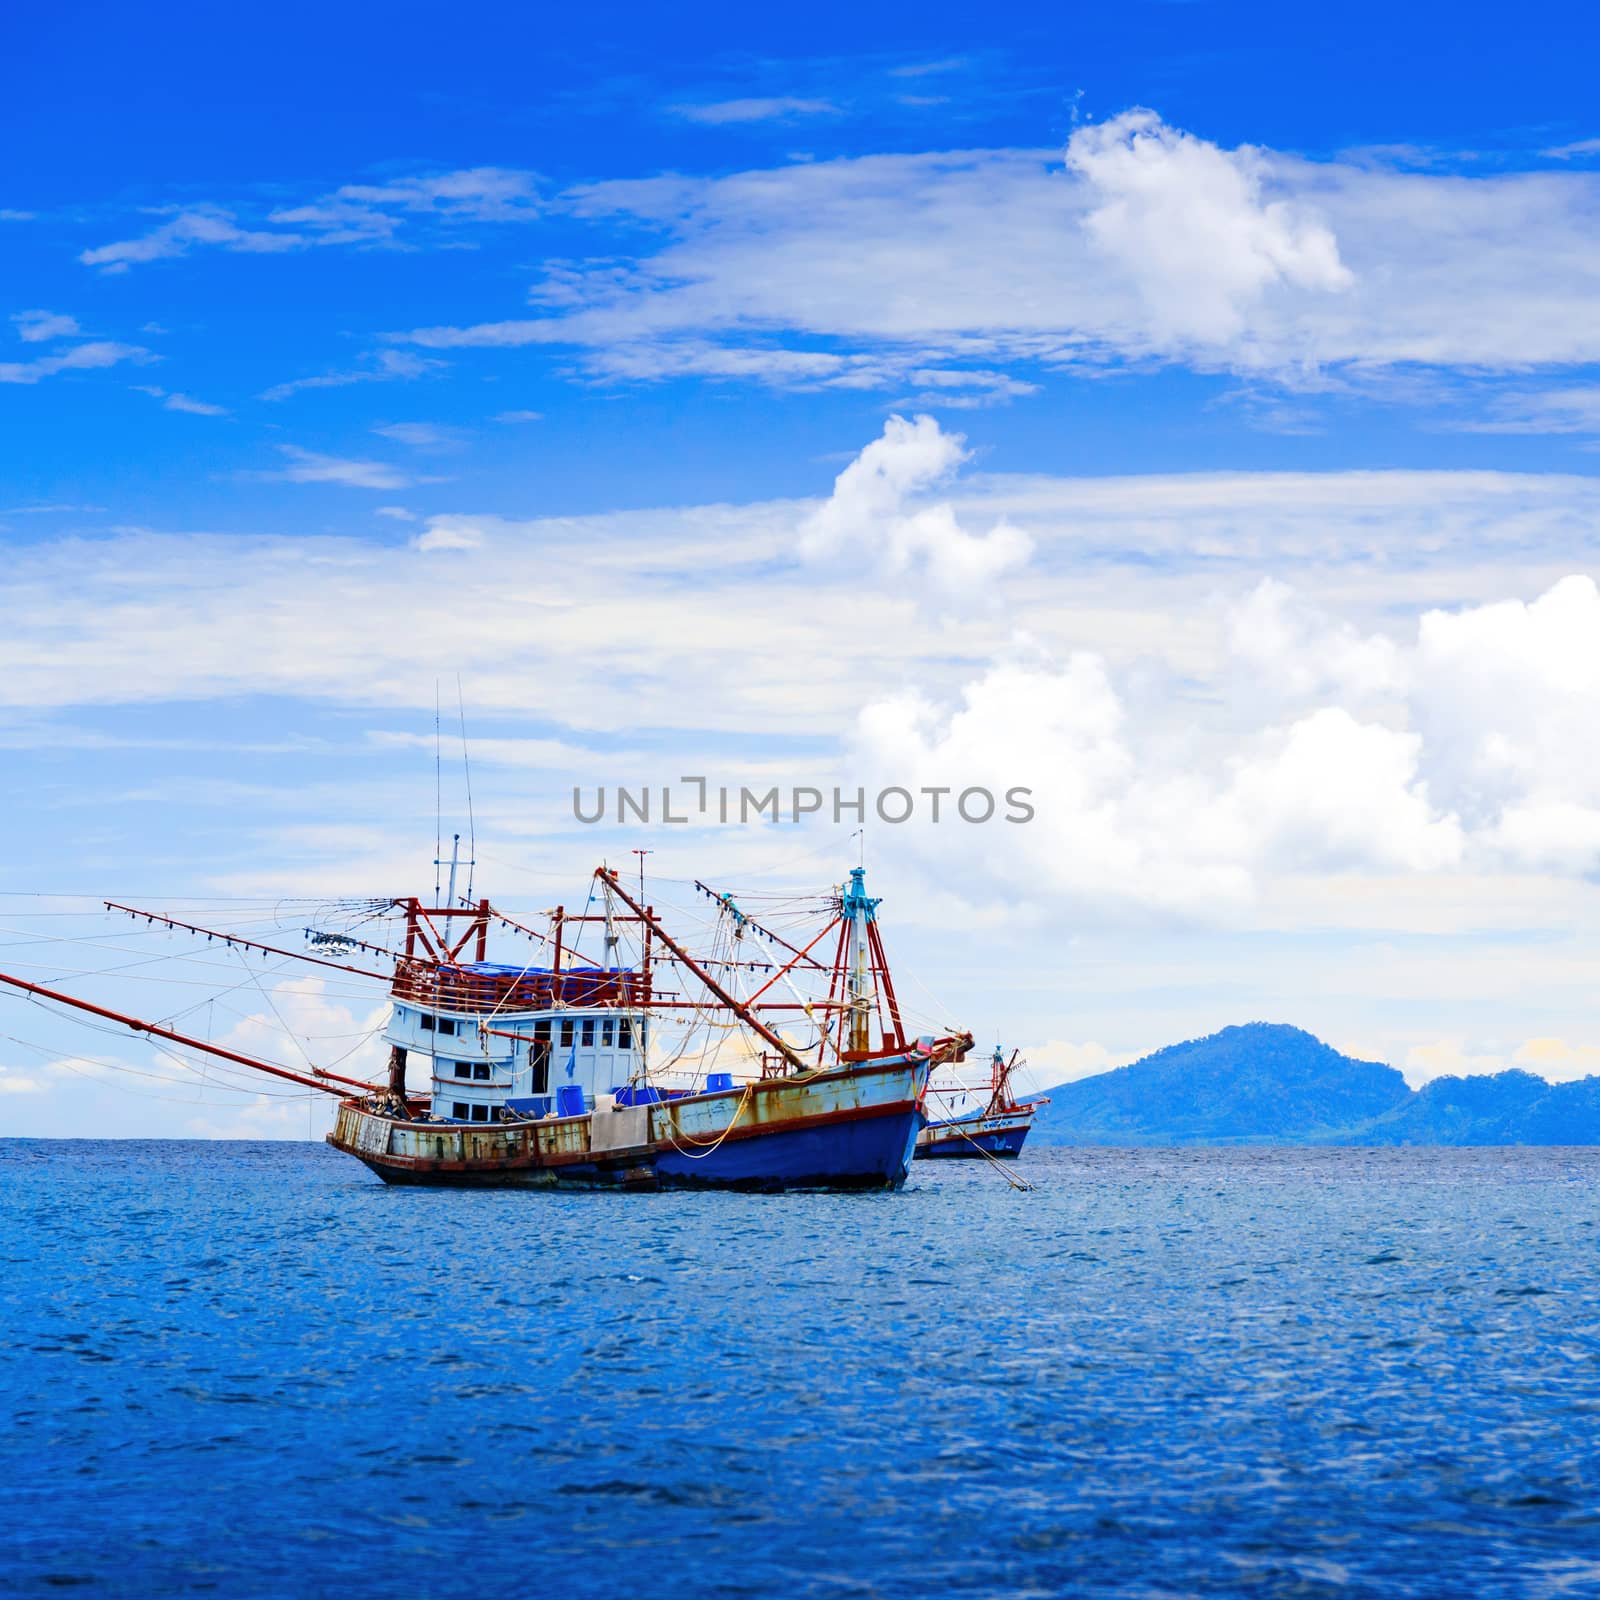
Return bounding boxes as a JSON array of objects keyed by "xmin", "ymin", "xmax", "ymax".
[{"xmin": 3, "ymin": 1144, "xmax": 1598, "ymax": 1599}]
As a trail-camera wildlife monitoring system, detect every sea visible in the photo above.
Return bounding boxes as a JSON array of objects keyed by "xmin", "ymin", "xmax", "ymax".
[{"xmin": 2, "ymin": 1142, "xmax": 1597, "ymax": 1600}]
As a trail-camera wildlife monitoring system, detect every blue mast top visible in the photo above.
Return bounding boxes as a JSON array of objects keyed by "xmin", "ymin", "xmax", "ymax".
[{"xmin": 841, "ymin": 866, "xmax": 880, "ymax": 923}]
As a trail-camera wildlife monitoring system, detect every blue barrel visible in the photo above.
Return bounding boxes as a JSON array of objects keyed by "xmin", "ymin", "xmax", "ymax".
[
  {"xmin": 706, "ymin": 1071, "xmax": 735, "ymax": 1093},
  {"xmin": 556, "ymin": 1084, "xmax": 587, "ymax": 1117}
]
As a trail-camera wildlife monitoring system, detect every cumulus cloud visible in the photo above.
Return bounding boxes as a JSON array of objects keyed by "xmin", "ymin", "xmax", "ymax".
[
  {"xmin": 1063, "ymin": 109, "xmax": 1353, "ymax": 347},
  {"xmin": 799, "ymin": 414, "xmax": 1032, "ymax": 591},
  {"xmin": 1, "ymin": 422, "xmax": 1598, "ymax": 924},
  {"xmin": 855, "ymin": 653, "xmax": 1461, "ymax": 919},
  {"xmin": 1225, "ymin": 579, "xmax": 1403, "ymax": 706},
  {"xmin": 1413, "ymin": 575, "xmax": 1600, "ymax": 870}
]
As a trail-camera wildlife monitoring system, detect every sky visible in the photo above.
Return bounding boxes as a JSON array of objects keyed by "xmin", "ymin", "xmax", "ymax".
[{"xmin": 5, "ymin": 0, "xmax": 1600, "ymax": 1136}]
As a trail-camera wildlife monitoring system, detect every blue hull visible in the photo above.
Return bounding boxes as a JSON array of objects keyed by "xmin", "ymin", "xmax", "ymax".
[
  {"xmin": 918, "ymin": 1124, "xmax": 1030, "ymax": 1159},
  {"xmin": 654, "ymin": 1107, "xmax": 924, "ymax": 1192}
]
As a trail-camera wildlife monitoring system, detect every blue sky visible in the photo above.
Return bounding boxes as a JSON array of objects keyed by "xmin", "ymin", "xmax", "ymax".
[{"xmin": 6, "ymin": 1, "xmax": 1600, "ymax": 1134}]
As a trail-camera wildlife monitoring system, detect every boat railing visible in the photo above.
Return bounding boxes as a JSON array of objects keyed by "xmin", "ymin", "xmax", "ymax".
[{"xmin": 390, "ymin": 957, "xmax": 648, "ymax": 1016}]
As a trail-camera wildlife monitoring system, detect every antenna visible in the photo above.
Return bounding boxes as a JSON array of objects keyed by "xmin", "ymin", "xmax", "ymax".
[
  {"xmin": 632, "ymin": 847, "xmax": 652, "ymax": 904},
  {"xmin": 433, "ymin": 683, "xmax": 443, "ymax": 902},
  {"xmin": 457, "ymin": 674, "xmax": 477, "ymax": 902}
]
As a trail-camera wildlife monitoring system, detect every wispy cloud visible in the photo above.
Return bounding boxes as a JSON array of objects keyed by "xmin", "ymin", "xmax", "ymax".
[
  {"xmin": 262, "ymin": 445, "xmax": 429, "ymax": 490},
  {"xmin": 0, "ymin": 341, "xmax": 151, "ymax": 385},
  {"xmin": 80, "ymin": 207, "xmax": 306, "ymax": 272},
  {"xmin": 134, "ymin": 384, "xmax": 229, "ymax": 416},
  {"xmin": 371, "ymin": 421, "xmax": 465, "ymax": 451},
  {"xmin": 260, "ymin": 348, "xmax": 441, "ymax": 402},
  {"xmin": 671, "ymin": 97, "xmax": 840, "ymax": 125},
  {"xmin": 391, "ymin": 110, "xmax": 1600, "ymax": 398},
  {"xmin": 493, "ymin": 409, "xmax": 543, "ymax": 423},
  {"xmin": 12, "ymin": 310, "xmax": 80, "ymax": 343},
  {"xmin": 80, "ymin": 169, "xmax": 542, "ymax": 274},
  {"xmin": 888, "ymin": 58, "xmax": 967, "ymax": 78},
  {"xmin": 1541, "ymin": 136, "xmax": 1600, "ymax": 159}
]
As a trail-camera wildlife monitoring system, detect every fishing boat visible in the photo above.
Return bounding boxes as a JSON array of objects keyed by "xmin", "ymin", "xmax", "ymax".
[
  {"xmin": 916, "ymin": 1046, "xmax": 1047, "ymax": 1160},
  {"xmin": 0, "ymin": 861, "xmax": 970, "ymax": 1193}
]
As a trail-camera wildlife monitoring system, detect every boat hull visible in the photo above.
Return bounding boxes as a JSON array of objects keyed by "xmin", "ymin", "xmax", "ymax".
[
  {"xmin": 328, "ymin": 1053, "xmax": 931, "ymax": 1193},
  {"xmin": 916, "ymin": 1108, "xmax": 1034, "ymax": 1160}
]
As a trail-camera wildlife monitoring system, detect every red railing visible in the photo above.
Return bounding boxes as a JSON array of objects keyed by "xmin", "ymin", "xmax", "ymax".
[{"xmin": 389, "ymin": 957, "xmax": 650, "ymax": 1016}]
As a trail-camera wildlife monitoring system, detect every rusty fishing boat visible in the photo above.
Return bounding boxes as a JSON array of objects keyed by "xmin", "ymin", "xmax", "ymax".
[
  {"xmin": 0, "ymin": 862, "xmax": 970, "ymax": 1192},
  {"xmin": 916, "ymin": 1045, "xmax": 1046, "ymax": 1160}
]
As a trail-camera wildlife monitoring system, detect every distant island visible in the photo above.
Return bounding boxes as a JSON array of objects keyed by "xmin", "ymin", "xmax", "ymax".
[{"xmin": 1032, "ymin": 1023, "xmax": 1600, "ymax": 1145}]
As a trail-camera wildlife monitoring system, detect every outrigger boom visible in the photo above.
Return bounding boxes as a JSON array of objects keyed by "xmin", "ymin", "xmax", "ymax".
[{"xmin": 0, "ymin": 965, "xmax": 381, "ymax": 1098}]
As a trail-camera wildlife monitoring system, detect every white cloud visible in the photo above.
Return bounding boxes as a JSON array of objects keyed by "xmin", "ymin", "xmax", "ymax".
[
  {"xmin": 134, "ymin": 384, "xmax": 228, "ymax": 416},
  {"xmin": 672, "ymin": 97, "xmax": 840, "ymax": 125},
  {"xmin": 374, "ymin": 505, "xmax": 417, "ymax": 522},
  {"xmin": 412, "ymin": 518, "xmax": 484, "ymax": 551},
  {"xmin": 266, "ymin": 446, "xmax": 424, "ymax": 490},
  {"xmin": 1, "ymin": 427, "xmax": 1599, "ymax": 934},
  {"xmin": 1512, "ymin": 1036, "xmax": 1600, "ymax": 1082},
  {"xmin": 799, "ymin": 413, "xmax": 1032, "ymax": 591},
  {"xmin": 164, "ymin": 392, "xmax": 228, "ymax": 416},
  {"xmin": 81, "ymin": 170, "xmax": 541, "ymax": 274},
  {"xmin": 1463, "ymin": 386, "xmax": 1600, "ymax": 435},
  {"xmin": 80, "ymin": 207, "xmax": 306, "ymax": 271},
  {"xmin": 395, "ymin": 110, "xmax": 1600, "ymax": 386},
  {"xmin": 12, "ymin": 310, "xmax": 80, "ymax": 343},
  {"xmin": 261, "ymin": 348, "xmax": 440, "ymax": 402},
  {"xmin": 310, "ymin": 167, "xmax": 540, "ymax": 220},
  {"xmin": 0, "ymin": 340, "xmax": 151, "ymax": 385},
  {"xmin": 1413, "ymin": 575, "xmax": 1600, "ymax": 870},
  {"xmin": 1541, "ymin": 138, "xmax": 1600, "ymax": 159},
  {"xmin": 1022, "ymin": 1038, "xmax": 1124, "ymax": 1084},
  {"xmin": 1225, "ymin": 578, "xmax": 1402, "ymax": 706},
  {"xmin": 495, "ymin": 409, "xmax": 543, "ymax": 423},
  {"xmin": 372, "ymin": 421, "xmax": 464, "ymax": 451},
  {"xmin": 854, "ymin": 653, "xmax": 1461, "ymax": 920},
  {"xmin": 1063, "ymin": 109, "xmax": 1353, "ymax": 347}
]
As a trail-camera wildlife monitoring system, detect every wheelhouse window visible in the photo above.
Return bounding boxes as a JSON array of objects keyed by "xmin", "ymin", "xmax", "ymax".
[
  {"xmin": 534, "ymin": 1019, "xmax": 552, "ymax": 1043},
  {"xmin": 452, "ymin": 1102, "xmax": 468, "ymax": 1119},
  {"xmin": 472, "ymin": 1063, "xmax": 490, "ymax": 1081},
  {"xmin": 581, "ymin": 1019, "xmax": 595, "ymax": 1047},
  {"xmin": 560, "ymin": 1019, "xmax": 575, "ymax": 1048},
  {"xmin": 420, "ymin": 1013, "xmax": 435, "ymax": 1032},
  {"xmin": 436, "ymin": 1017, "xmax": 457, "ymax": 1037},
  {"xmin": 453, "ymin": 1062, "xmax": 471, "ymax": 1079},
  {"xmin": 618, "ymin": 1019, "xmax": 632, "ymax": 1050},
  {"xmin": 470, "ymin": 1104, "xmax": 489, "ymax": 1122},
  {"xmin": 601, "ymin": 1019, "xmax": 614, "ymax": 1048}
]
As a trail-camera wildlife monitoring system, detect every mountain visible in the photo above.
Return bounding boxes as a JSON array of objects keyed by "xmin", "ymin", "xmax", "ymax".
[
  {"xmin": 1030, "ymin": 1023, "xmax": 1410, "ymax": 1145},
  {"xmin": 1030, "ymin": 1023, "xmax": 1600, "ymax": 1146},
  {"xmin": 1338, "ymin": 1070, "xmax": 1600, "ymax": 1145}
]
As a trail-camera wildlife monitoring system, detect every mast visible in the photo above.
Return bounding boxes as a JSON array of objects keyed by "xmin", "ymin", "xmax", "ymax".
[
  {"xmin": 841, "ymin": 866, "xmax": 878, "ymax": 1055},
  {"xmin": 594, "ymin": 867, "xmax": 809, "ymax": 1074},
  {"xmin": 0, "ymin": 967, "xmax": 378, "ymax": 1097}
]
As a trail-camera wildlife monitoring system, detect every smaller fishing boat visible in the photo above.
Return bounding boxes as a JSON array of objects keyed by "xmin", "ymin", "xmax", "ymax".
[{"xmin": 916, "ymin": 1046, "xmax": 1047, "ymax": 1160}]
